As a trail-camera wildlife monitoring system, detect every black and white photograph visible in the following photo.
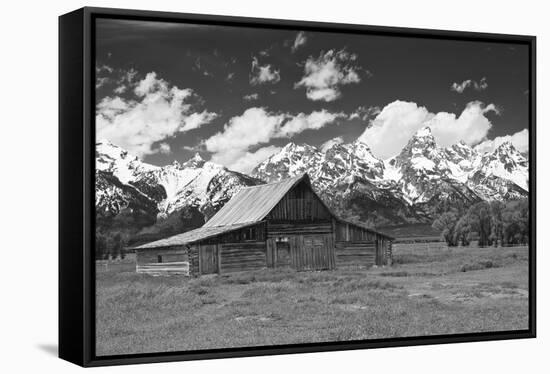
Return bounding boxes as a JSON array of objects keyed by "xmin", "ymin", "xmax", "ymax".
[
  {"xmin": 4, "ymin": 0, "xmax": 550, "ymax": 372},
  {"xmin": 92, "ymin": 13, "xmax": 533, "ymax": 357}
]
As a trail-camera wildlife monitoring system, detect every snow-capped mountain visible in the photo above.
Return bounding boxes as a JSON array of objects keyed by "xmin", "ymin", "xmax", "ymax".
[
  {"xmin": 252, "ymin": 127, "xmax": 529, "ymax": 225},
  {"xmin": 384, "ymin": 127, "xmax": 481, "ymax": 209},
  {"xmin": 95, "ymin": 140, "xmax": 261, "ymax": 226},
  {"xmin": 468, "ymin": 141, "xmax": 529, "ymax": 200},
  {"xmin": 253, "ymin": 142, "xmax": 323, "ymax": 182},
  {"xmin": 95, "ymin": 126, "xmax": 529, "ymax": 231}
]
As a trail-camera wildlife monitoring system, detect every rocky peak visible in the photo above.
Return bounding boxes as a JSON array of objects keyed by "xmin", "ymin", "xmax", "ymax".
[
  {"xmin": 481, "ymin": 141, "xmax": 528, "ymax": 175},
  {"xmin": 181, "ymin": 152, "xmax": 206, "ymax": 169},
  {"xmin": 393, "ymin": 127, "xmax": 442, "ymax": 173},
  {"xmin": 409, "ymin": 126, "xmax": 437, "ymax": 150}
]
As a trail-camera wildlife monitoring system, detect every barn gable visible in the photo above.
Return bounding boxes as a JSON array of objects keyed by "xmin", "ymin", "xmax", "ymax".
[
  {"xmin": 203, "ymin": 174, "xmax": 305, "ymax": 227},
  {"xmin": 266, "ymin": 177, "xmax": 333, "ymax": 222}
]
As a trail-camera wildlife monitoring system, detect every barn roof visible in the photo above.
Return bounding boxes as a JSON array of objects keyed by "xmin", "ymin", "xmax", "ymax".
[
  {"xmin": 337, "ymin": 219, "xmax": 394, "ymax": 240},
  {"xmin": 134, "ymin": 222, "xmax": 257, "ymax": 249},
  {"xmin": 203, "ymin": 174, "xmax": 306, "ymax": 227}
]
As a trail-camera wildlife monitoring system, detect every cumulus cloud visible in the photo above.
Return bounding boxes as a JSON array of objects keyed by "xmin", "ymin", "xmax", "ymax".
[
  {"xmin": 291, "ymin": 31, "xmax": 307, "ymax": 52},
  {"xmin": 320, "ymin": 136, "xmax": 344, "ymax": 152},
  {"xmin": 96, "ymin": 71, "xmax": 217, "ymax": 157},
  {"xmin": 95, "ymin": 77, "xmax": 111, "ymax": 89},
  {"xmin": 451, "ymin": 77, "xmax": 488, "ymax": 93},
  {"xmin": 96, "ymin": 64, "xmax": 133, "ymax": 90},
  {"xmin": 96, "ymin": 64, "xmax": 114, "ymax": 74},
  {"xmin": 113, "ymin": 85, "xmax": 126, "ymax": 94},
  {"xmin": 250, "ymin": 57, "xmax": 280, "ymax": 85},
  {"xmin": 349, "ymin": 105, "xmax": 381, "ymax": 121},
  {"xmin": 228, "ymin": 146, "xmax": 282, "ymax": 173},
  {"xmin": 358, "ymin": 100, "xmax": 499, "ymax": 159},
  {"xmin": 158, "ymin": 142, "xmax": 171, "ymax": 154},
  {"xmin": 205, "ymin": 107, "xmax": 343, "ymax": 172},
  {"xmin": 110, "ymin": 68, "xmax": 137, "ymax": 94},
  {"xmin": 474, "ymin": 129, "xmax": 529, "ymax": 154},
  {"xmin": 279, "ymin": 110, "xmax": 345, "ymax": 137},
  {"xmin": 243, "ymin": 93, "xmax": 259, "ymax": 101},
  {"xmin": 295, "ymin": 49, "xmax": 361, "ymax": 101}
]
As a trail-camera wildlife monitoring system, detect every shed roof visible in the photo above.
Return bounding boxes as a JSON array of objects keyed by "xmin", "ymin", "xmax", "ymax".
[
  {"xmin": 134, "ymin": 222, "xmax": 257, "ymax": 249},
  {"xmin": 203, "ymin": 174, "xmax": 306, "ymax": 227}
]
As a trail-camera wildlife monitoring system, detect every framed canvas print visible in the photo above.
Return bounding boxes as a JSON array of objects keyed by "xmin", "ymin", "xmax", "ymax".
[{"xmin": 59, "ymin": 7, "xmax": 536, "ymax": 367}]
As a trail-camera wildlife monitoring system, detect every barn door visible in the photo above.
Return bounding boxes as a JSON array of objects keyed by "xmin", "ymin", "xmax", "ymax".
[
  {"xmin": 199, "ymin": 244, "xmax": 218, "ymax": 274},
  {"xmin": 276, "ymin": 241, "xmax": 291, "ymax": 268},
  {"xmin": 291, "ymin": 234, "xmax": 335, "ymax": 271}
]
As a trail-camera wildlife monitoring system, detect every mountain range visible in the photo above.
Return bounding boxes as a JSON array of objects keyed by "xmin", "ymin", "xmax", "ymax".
[{"xmin": 95, "ymin": 126, "xmax": 529, "ymax": 233}]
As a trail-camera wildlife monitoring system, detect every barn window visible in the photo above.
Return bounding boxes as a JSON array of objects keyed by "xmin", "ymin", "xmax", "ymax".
[
  {"xmin": 276, "ymin": 236, "xmax": 289, "ymax": 243},
  {"xmin": 157, "ymin": 255, "xmax": 163, "ymax": 263},
  {"xmin": 242, "ymin": 227, "xmax": 256, "ymax": 241}
]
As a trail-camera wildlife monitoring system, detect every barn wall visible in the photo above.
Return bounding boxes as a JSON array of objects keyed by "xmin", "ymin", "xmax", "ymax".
[
  {"xmin": 335, "ymin": 241, "xmax": 376, "ymax": 267},
  {"xmin": 188, "ymin": 244, "xmax": 199, "ymax": 276},
  {"xmin": 289, "ymin": 234, "xmax": 336, "ymax": 271},
  {"xmin": 335, "ymin": 221, "xmax": 379, "ymax": 241},
  {"xmin": 266, "ymin": 222, "xmax": 332, "ymax": 237},
  {"xmin": 136, "ymin": 246, "xmax": 189, "ymax": 275},
  {"xmin": 266, "ymin": 180, "xmax": 332, "ymax": 222},
  {"xmin": 335, "ymin": 221, "xmax": 393, "ymax": 266},
  {"xmin": 200, "ymin": 222, "xmax": 266, "ymax": 244},
  {"xmin": 219, "ymin": 241, "xmax": 266, "ymax": 274}
]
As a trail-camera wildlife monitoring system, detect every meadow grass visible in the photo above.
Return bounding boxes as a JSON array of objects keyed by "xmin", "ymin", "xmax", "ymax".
[{"xmin": 95, "ymin": 244, "xmax": 529, "ymax": 356}]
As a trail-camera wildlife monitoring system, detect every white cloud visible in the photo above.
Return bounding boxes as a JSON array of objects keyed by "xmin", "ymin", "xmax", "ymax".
[
  {"xmin": 474, "ymin": 129, "xmax": 529, "ymax": 154},
  {"xmin": 451, "ymin": 77, "xmax": 488, "ymax": 93},
  {"xmin": 113, "ymin": 85, "xmax": 126, "ymax": 94},
  {"xmin": 295, "ymin": 49, "xmax": 361, "ymax": 101},
  {"xmin": 279, "ymin": 110, "xmax": 345, "ymax": 137},
  {"xmin": 291, "ymin": 32, "xmax": 307, "ymax": 52},
  {"xmin": 96, "ymin": 72, "xmax": 217, "ymax": 157},
  {"xmin": 320, "ymin": 136, "xmax": 344, "ymax": 152},
  {"xmin": 96, "ymin": 77, "xmax": 110, "ymax": 89},
  {"xmin": 96, "ymin": 64, "xmax": 114, "ymax": 74},
  {"xmin": 109, "ymin": 68, "xmax": 137, "ymax": 94},
  {"xmin": 358, "ymin": 100, "xmax": 498, "ymax": 159},
  {"xmin": 227, "ymin": 146, "xmax": 282, "ymax": 173},
  {"xmin": 250, "ymin": 57, "xmax": 280, "ymax": 85},
  {"xmin": 243, "ymin": 93, "xmax": 259, "ymax": 101},
  {"xmin": 205, "ymin": 107, "xmax": 343, "ymax": 173},
  {"xmin": 205, "ymin": 108, "xmax": 285, "ymax": 158},
  {"xmin": 158, "ymin": 142, "xmax": 171, "ymax": 154},
  {"xmin": 349, "ymin": 106, "xmax": 381, "ymax": 121}
]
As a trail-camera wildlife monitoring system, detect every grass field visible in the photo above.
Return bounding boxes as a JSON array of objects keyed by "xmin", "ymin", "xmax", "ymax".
[{"xmin": 96, "ymin": 243, "xmax": 529, "ymax": 356}]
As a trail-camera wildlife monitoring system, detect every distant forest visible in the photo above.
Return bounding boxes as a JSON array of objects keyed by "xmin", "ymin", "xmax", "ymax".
[
  {"xmin": 432, "ymin": 198, "xmax": 529, "ymax": 247},
  {"xmin": 95, "ymin": 198, "xmax": 529, "ymax": 260}
]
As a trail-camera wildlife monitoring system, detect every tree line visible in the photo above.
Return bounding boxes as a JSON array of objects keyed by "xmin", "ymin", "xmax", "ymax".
[
  {"xmin": 432, "ymin": 199, "xmax": 529, "ymax": 247},
  {"xmin": 95, "ymin": 231, "xmax": 128, "ymax": 260},
  {"xmin": 95, "ymin": 205, "xmax": 205, "ymax": 260}
]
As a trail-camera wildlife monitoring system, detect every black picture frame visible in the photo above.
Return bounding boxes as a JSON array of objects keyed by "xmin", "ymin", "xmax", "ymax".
[{"xmin": 59, "ymin": 6, "xmax": 536, "ymax": 367}]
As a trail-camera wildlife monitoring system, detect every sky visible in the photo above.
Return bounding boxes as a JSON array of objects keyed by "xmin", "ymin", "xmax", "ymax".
[{"xmin": 95, "ymin": 18, "xmax": 531, "ymax": 173}]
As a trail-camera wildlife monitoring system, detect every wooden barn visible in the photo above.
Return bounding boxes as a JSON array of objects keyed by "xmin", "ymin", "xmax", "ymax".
[{"xmin": 134, "ymin": 174, "xmax": 394, "ymax": 276}]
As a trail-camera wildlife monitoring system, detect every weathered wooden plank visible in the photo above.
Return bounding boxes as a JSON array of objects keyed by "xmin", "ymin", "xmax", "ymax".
[
  {"xmin": 266, "ymin": 238, "xmax": 275, "ymax": 268},
  {"xmin": 265, "ymin": 180, "xmax": 333, "ymax": 222},
  {"xmin": 137, "ymin": 261, "xmax": 189, "ymax": 275}
]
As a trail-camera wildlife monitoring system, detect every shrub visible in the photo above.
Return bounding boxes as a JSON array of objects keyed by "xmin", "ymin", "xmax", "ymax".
[{"xmin": 460, "ymin": 260, "xmax": 496, "ymax": 272}]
